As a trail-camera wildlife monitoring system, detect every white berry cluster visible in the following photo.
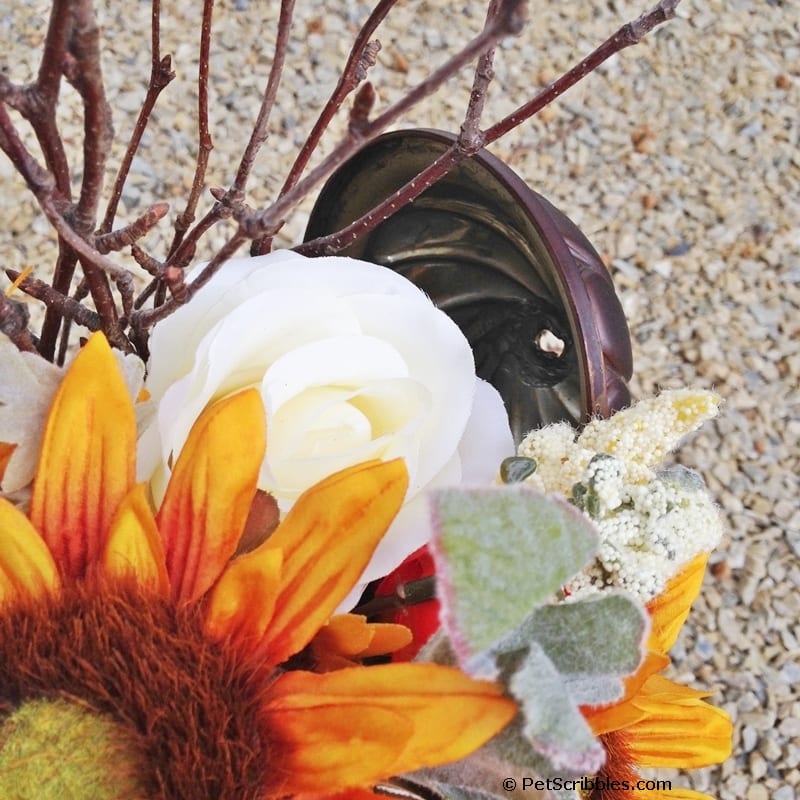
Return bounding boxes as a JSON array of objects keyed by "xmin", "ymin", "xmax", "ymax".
[{"xmin": 515, "ymin": 389, "xmax": 724, "ymax": 602}]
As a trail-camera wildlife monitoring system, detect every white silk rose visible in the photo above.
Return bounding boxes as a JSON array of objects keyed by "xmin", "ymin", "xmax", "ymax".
[{"xmin": 137, "ymin": 250, "xmax": 513, "ymax": 594}]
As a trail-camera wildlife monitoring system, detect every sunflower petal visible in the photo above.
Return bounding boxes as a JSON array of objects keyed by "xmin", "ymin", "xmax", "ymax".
[
  {"xmin": 29, "ymin": 333, "xmax": 136, "ymax": 580},
  {"xmin": 156, "ymin": 389, "xmax": 265, "ymax": 605},
  {"xmin": 312, "ymin": 614, "xmax": 375, "ymax": 657},
  {"xmin": 583, "ymin": 652, "xmax": 671, "ymax": 735},
  {"xmin": 643, "ymin": 790, "xmax": 722, "ymax": 800},
  {"xmin": 204, "ymin": 545, "xmax": 282, "ymax": 645},
  {"xmin": 256, "ymin": 459, "xmax": 408, "ymax": 666},
  {"xmin": 358, "ymin": 622, "xmax": 413, "ymax": 658},
  {"xmin": 647, "ymin": 553, "xmax": 709, "ymax": 653},
  {"xmin": 624, "ymin": 675, "xmax": 733, "ymax": 768},
  {"xmin": 310, "ymin": 615, "xmax": 413, "ymax": 671},
  {"xmin": 266, "ymin": 704, "xmax": 412, "ymax": 792},
  {"xmin": 0, "ymin": 499, "xmax": 60, "ymax": 605},
  {"xmin": 264, "ymin": 663, "xmax": 516, "ymax": 794},
  {"xmin": 103, "ymin": 483, "xmax": 168, "ymax": 595}
]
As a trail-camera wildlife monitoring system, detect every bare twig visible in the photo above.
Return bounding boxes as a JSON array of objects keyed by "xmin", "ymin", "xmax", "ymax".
[
  {"xmin": 250, "ymin": 0, "xmax": 396, "ymax": 256},
  {"xmin": 5, "ymin": 270, "xmax": 102, "ymax": 333},
  {"xmin": 482, "ymin": 0, "xmax": 681, "ymax": 144},
  {"xmin": 0, "ymin": 294, "xmax": 37, "ymax": 353},
  {"xmin": 460, "ymin": 0, "xmax": 502, "ymax": 148},
  {"xmin": 347, "ymin": 82, "xmax": 377, "ymax": 136},
  {"xmin": 68, "ymin": 0, "xmax": 114, "ymax": 233},
  {"xmin": 166, "ymin": 0, "xmax": 296, "ymax": 272},
  {"xmin": 278, "ymin": 0, "xmax": 397, "ymax": 196},
  {"xmin": 131, "ymin": 244, "xmax": 164, "ymax": 277},
  {"xmin": 95, "ymin": 203, "xmax": 170, "ymax": 254},
  {"xmin": 26, "ymin": 0, "xmax": 74, "ymax": 196},
  {"xmin": 231, "ymin": 0, "xmax": 296, "ymax": 196},
  {"xmin": 100, "ymin": 0, "xmax": 175, "ymax": 234},
  {"xmin": 240, "ymin": 0, "xmax": 527, "ymax": 241},
  {"xmin": 64, "ymin": 0, "xmax": 120, "ymax": 347},
  {"xmin": 167, "ymin": 0, "xmax": 216, "ymax": 259},
  {"xmin": 131, "ymin": 233, "xmax": 247, "ymax": 331},
  {"xmin": 300, "ymin": 0, "xmax": 681, "ymax": 257}
]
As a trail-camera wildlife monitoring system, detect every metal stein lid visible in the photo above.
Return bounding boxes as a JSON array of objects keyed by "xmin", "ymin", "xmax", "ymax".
[{"xmin": 304, "ymin": 129, "xmax": 633, "ymax": 443}]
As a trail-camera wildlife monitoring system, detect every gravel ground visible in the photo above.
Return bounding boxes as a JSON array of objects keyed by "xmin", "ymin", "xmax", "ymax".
[{"xmin": 2, "ymin": 2, "xmax": 799, "ymax": 798}]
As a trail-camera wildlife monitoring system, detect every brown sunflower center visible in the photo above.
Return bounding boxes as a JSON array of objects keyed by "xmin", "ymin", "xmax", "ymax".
[{"xmin": 0, "ymin": 577, "xmax": 272, "ymax": 800}]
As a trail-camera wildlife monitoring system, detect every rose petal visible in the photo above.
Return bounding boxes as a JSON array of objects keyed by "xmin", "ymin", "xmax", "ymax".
[
  {"xmin": 347, "ymin": 293, "xmax": 476, "ymax": 489},
  {"xmin": 457, "ymin": 378, "xmax": 514, "ymax": 483}
]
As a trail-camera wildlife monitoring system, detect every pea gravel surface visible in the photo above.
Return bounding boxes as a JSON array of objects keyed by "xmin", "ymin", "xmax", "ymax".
[{"xmin": 2, "ymin": 2, "xmax": 798, "ymax": 798}]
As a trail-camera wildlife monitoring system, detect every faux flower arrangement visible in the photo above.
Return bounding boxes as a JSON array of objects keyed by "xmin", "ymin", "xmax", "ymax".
[{"xmin": 0, "ymin": 1, "xmax": 731, "ymax": 799}]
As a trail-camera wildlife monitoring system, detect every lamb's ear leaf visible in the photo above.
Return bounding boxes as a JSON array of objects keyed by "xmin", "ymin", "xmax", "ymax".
[
  {"xmin": 429, "ymin": 487, "xmax": 599, "ymax": 675},
  {"xmin": 499, "ymin": 593, "xmax": 649, "ymax": 706}
]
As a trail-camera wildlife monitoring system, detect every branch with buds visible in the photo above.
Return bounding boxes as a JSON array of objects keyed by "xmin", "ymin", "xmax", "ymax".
[{"xmin": 0, "ymin": 0, "xmax": 682, "ymax": 361}]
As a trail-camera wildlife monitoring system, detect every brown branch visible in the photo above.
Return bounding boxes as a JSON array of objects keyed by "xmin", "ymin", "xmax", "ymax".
[
  {"xmin": 131, "ymin": 233, "xmax": 247, "ymax": 332},
  {"xmin": 100, "ymin": 0, "xmax": 175, "ymax": 234},
  {"xmin": 251, "ymin": 0, "xmax": 395, "ymax": 256},
  {"xmin": 172, "ymin": 0, "xmax": 296, "ymax": 266},
  {"xmin": 482, "ymin": 0, "xmax": 682, "ymax": 144},
  {"xmin": 240, "ymin": 0, "xmax": 527, "ymax": 241},
  {"xmin": 278, "ymin": 0, "xmax": 397, "ymax": 196},
  {"xmin": 231, "ymin": 0, "xmax": 296, "ymax": 196},
  {"xmin": 167, "ymin": 0, "xmax": 216, "ymax": 260},
  {"xmin": 300, "ymin": 0, "xmax": 681, "ymax": 258},
  {"xmin": 95, "ymin": 203, "xmax": 170, "ymax": 254},
  {"xmin": 28, "ymin": 0, "xmax": 74, "ymax": 196},
  {"xmin": 55, "ymin": 278, "xmax": 92, "ymax": 365},
  {"xmin": 5, "ymin": 270, "xmax": 102, "ymax": 333},
  {"xmin": 347, "ymin": 82, "xmax": 376, "ymax": 136},
  {"xmin": 0, "ymin": 294, "xmax": 37, "ymax": 353},
  {"xmin": 65, "ymin": 0, "xmax": 119, "ymax": 343},
  {"xmin": 460, "ymin": 0, "xmax": 502, "ymax": 149},
  {"xmin": 131, "ymin": 244, "xmax": 164, "ymax": 277}
]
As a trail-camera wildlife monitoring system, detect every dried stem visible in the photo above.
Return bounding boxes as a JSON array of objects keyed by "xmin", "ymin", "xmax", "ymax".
[
  {"xmin": 131, "ymin": 233, "xmax": 247, "ymax": 331},
  {"xmin": 168, "ymin": 0, "xmax": 216, "ymax": 258},
  {"xmin": 25, "ymin": 0, "xmax": 74, "ymax": 197},
  {"xmin": 95, "ymin": 203, "xmax": 170, "ymax": 254},
  {"xmin": 0, "ymin": 294, "xmax": 37, "ymax": 353},
  {"xmin": 64, "ymin": 0, "xmax": 120, "ymax": 347},
  {"xmin": 276, "ymin": 0, "xmax": 398, "ymax": 197},
  {"xmin": 240, "ymin": 0, "xmax": 526, "ymax": 241},
  {"xmin": 2, "ymin": 1, "xmax": 76, "ymax": 358},
  {"xmin": 5, "ymin": 270, "xmax": 102, "ymax": 333},
  {"xmin": 231, "ymin": 0, "xmax": 296, "ymax": 196},
  {"xmin": 460, "ymin": 0, "xmax": 501, "ymax": 148},
  {"xmin": 482, "ymin": 0, "xmax": 681, "ymax": 144},
  {"xmin": 300, "ymin": 0, "xmax": 680, "ymax": 257},
  {"xmin": 100, "ymin": 0, "xmax": 175, "ymax": 234},
  {"xmin": 68, "ymin": 0, "xmax": 114, "ymax": 233},
  {"xmin": 167, "ymin": 0, "xmax": 296, "ymax": 271}
]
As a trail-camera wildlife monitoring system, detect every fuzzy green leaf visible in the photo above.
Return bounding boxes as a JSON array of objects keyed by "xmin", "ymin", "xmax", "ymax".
[
  {"xmin": 505, "ymin": 643, "xmax": 606, "ymax": 774},
  {"xmin": 429, "ymin": 487, "xmax": 599, "ymax": 672},
  {"xmin": 504, "ymin": 593, "xmax": 648, "ymax": 706}
]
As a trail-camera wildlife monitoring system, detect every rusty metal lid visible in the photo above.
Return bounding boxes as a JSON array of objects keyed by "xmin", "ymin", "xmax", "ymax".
[{"xmin": 303, "ymin": 129, "xmax": 633, "ymax": 442}]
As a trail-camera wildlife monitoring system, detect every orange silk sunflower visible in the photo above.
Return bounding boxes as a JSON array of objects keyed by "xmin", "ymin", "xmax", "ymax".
[
  {"xmin": 0, "ymin": 333, "xmax": 516, "ymax": 799},
  {"xmin": 581, "ymin": 555, "xmax": 733, "ymax": 800}
]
